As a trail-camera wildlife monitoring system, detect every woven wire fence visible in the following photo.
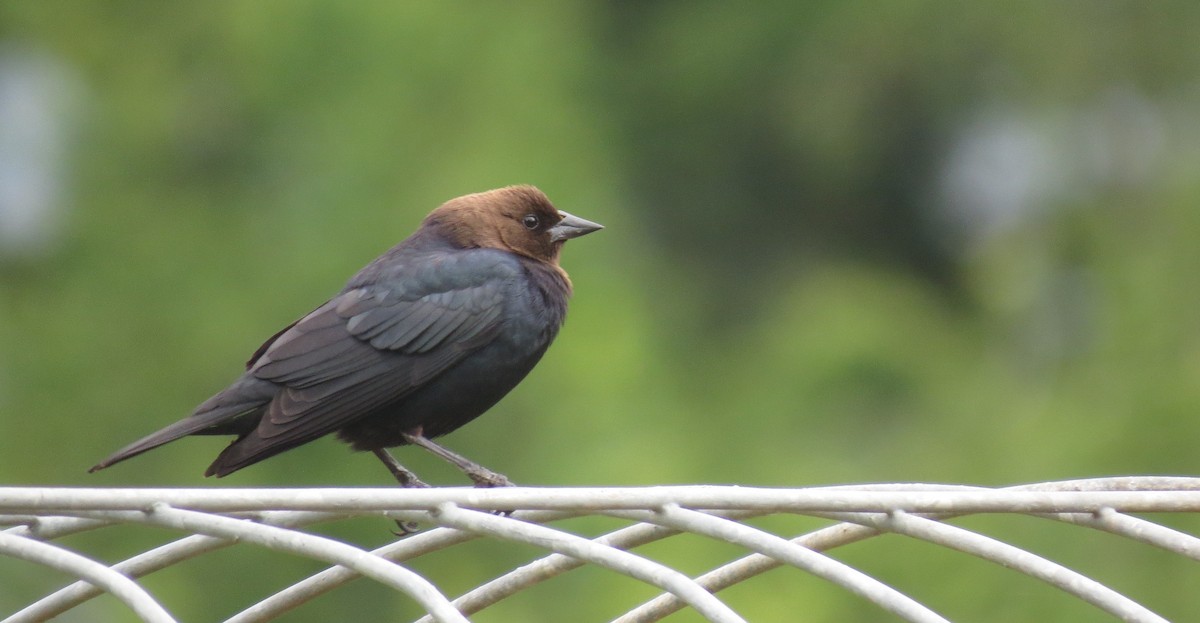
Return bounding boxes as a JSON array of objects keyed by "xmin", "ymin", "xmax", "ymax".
[{"xmin": 3, "ymin": 476, "xmax": 1200, "ymax": 622}]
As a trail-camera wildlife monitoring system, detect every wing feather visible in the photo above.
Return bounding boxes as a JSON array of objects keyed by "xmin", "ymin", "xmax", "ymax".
[{"xmin": 217, "ymin": 250, "xmax": 517, "ymax": 467}]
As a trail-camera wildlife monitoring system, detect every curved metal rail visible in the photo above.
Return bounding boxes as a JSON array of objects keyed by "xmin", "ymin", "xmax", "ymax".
[{"xmin": 2, "ymin": 477, "xmax": 1199, "ymax": 622}]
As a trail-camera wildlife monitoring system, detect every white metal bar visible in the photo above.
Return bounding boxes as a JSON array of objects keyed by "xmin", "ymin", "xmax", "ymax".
[
  {"xmin": 226, "ymin": 510, "xmax": 575, "ymax": 623},
  {"xmin": 5, "ymin": 480, "xmax": 1200, "ymax": 623},
  {"xmin": 616, "ymin": 479, "xmax": 1200, "ymax": 621},
  {"xmin": 431, "ymin": 503, "xmax": 747, "ymax": 623},
  {"xmin": 147, "ymin": 505, "xmax": 467, "ymax": 623},
  {"xmin": 0, "ymin": 531, "xmax": 176, "ymax": 623},
  {"xmin": 7, "ymin": 511, "xmax": 342, "ymax": 623},
  {"xmin": 618, "ymin": 521, "xmax": 885, "ymax": 622},
  {"xmin": 5, "ymin": 485, "xmax": 1200, "ymax": 514},
  {"xmin": 643, "ymin": 505, "xmax": 949, "ymax": 623},
  {"xmin": 1049, "ymin": 507, "xmax": 1200, "ymax": 561},
  {"xmin": 412, "ymin": 517, "xmax": 685, "ymax": 623},
  {"xmin": 4, "ymin": 515, "xmax": 112, "ymax": 539},
  {"xmin": 831, "ymin": 511, "xmax": 1169, "ymax": 623},
  {"xmin": 63, "ymin": 505, "xmax": 469, "ymax": 623}
]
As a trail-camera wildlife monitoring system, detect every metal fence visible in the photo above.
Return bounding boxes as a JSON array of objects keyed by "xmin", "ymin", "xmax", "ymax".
[{"xmin": 3, "ymin": 476, "xmax": 1200, "ymax": 622}]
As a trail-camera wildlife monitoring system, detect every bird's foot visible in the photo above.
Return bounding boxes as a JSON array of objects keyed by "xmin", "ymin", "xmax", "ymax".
[
  {"xmin": 389, "ymin": 470, "xmax": 429, "ymax": 532},
  {"xmin": 466, "ymin": 470, "xmax": 515, "ymax": 515},
  {"xmin": 468, "ymin": 469, "xmax": 514, "ymax": 488},
  {"xmin": 398, "ymin": 473, "xmax": 432, "ymax": 489},
  {"xmin": 391, "ymin": 519, "xmax": 424, "ymax": 537},
  {"xmin": 389, "ymin": 475, "xmax": 430, "ymax": 535}
]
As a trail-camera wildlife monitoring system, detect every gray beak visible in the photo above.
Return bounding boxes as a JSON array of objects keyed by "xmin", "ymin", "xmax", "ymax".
[{"xmin": 549, "ymin": 210, "xmax": 604, "ymax": 243}]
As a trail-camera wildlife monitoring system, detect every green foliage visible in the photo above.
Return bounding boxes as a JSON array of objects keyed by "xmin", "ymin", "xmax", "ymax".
[{"xmin": 2, "ymin": 1, "xmax": 1199, "ymax": 621}]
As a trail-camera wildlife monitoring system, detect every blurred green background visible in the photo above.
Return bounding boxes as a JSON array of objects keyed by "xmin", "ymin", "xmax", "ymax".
[{"xmin": 3, "ymin": 1, "xmax": 1200, "ymax": 621}]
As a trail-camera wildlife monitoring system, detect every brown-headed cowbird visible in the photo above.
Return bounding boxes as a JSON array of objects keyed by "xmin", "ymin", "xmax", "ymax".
[{"xmin": 90, "ymin": 185, "xmax": 601, "ymax": 487}]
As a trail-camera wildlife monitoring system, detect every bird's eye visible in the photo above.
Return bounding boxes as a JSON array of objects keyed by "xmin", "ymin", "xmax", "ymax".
[{"xmin": 521, "ymin": 214, "xmax": 540, "ymax": 230}]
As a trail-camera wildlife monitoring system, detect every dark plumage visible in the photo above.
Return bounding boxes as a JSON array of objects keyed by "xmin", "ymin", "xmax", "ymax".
[{"xmin": 90, "ymin": 185, "xmax": 602, "ymax": 486}]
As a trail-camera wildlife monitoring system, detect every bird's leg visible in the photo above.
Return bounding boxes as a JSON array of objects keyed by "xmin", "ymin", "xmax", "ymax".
[
  {"xmin": 372, "ymin": 448, "xmax": 430, "ymax": 535},
  {"xmin": 401, "ymin": 428, "xmax": 514, "ymax": 488},
  {"xmin": 372, "ymin": 448, "xmax": 430, "ymax": 488}
]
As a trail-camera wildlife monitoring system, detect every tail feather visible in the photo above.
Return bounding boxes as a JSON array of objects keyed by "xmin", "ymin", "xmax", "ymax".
[
  {"xmin": 89, "ymin": 375, "xmax": 276, "ymax": 473},
  {"xmin": 88, "ymin": 404, "xmax": 262, "ymax": 473}
]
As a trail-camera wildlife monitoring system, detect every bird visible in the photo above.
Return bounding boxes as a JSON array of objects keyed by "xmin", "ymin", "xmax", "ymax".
[{"xmin": 90, "ymin": 185, "xmax": 601, "ymax": 488}]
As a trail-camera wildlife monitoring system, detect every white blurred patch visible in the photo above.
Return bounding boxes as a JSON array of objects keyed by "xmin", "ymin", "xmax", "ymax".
[
  {"xmin": 934, "ymin": 86, "xmax": 1178, "ymax": 366},
  {"xmin": 0, "ymin": 43, "xmax": 80, "ymax": 260},
  {"xmin": 935, "ymin": 86, "xmax": 1168, "ymax": 252},
  {"xmin": 937, "ymin": 107, "xmax": 1058, "ymax": 247}
]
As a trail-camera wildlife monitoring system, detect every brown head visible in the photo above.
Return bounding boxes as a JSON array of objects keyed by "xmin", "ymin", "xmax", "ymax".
[{"xmin": 423, "ymin": 185, "xmax": 603, "ymax": 265}]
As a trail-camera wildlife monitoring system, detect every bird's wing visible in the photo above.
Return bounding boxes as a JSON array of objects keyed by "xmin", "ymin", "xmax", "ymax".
[{"xmin": 243, "ymin": 252, "xmax": 513, "ymax": 445}]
